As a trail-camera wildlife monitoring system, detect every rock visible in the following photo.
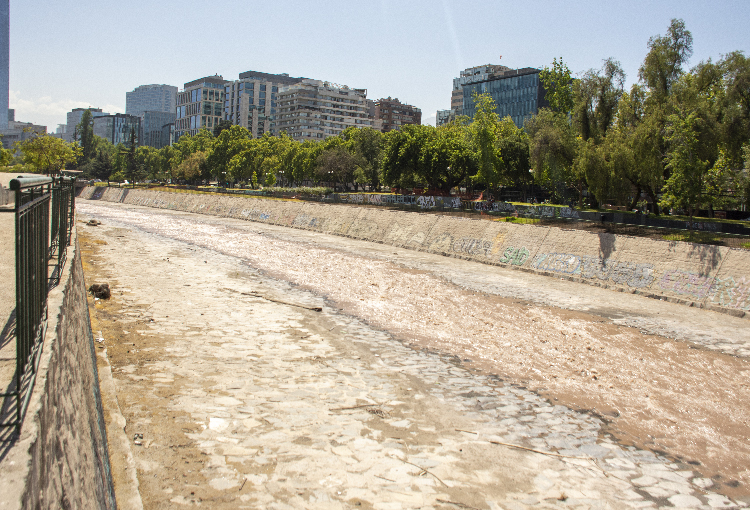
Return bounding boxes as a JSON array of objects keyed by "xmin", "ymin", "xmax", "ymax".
[
  {"xmin": 87, "ymin": 219, "xmax": 101, "ymax": 226},
  {"xmin": 89, "ymin": 283, "xmax": 111, "ymax": 299}
]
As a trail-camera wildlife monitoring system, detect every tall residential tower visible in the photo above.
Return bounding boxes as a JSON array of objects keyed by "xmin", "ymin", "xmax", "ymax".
[{"xmin": 0, "ymin": 0, "xmax": 9, "ymax": 129}]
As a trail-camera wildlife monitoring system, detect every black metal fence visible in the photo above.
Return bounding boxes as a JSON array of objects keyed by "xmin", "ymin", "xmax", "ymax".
[
  {"xmin": 50, "ymin": 177, "xmax": 75, "ymax": 285},
  {"xmin": 1, "ymin": 175, "xmax": 76, "ymax": 433}
]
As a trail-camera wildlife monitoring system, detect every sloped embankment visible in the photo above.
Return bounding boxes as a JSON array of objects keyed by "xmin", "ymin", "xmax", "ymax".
[{"xmin": 79, "ymin": 186, "xmax": 750, "ymax": 318}]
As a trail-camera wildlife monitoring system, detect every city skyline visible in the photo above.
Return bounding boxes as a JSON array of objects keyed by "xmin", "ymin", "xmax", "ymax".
[{"xmin": 9, "ymin": 0, "xmax": 750, "ymax": 130}]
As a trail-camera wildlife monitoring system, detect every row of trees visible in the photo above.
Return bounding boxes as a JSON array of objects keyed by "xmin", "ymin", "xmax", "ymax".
[
  {"xmin": 530, "ymin": 19, "xmax": 750, "ymax": 217},
  {"xmin": 7, "ymin": 19, "xmax": 749, "ymax": 218}
]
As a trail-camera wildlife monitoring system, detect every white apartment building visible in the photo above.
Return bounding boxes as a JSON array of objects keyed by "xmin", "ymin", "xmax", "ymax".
[
  {"xmin": 276, "ymin": 80, "xmax": 372, "ymax": 141},
  {"xmin": 224, "ymin": 70, "xmax": 305, "ymax": 138}
]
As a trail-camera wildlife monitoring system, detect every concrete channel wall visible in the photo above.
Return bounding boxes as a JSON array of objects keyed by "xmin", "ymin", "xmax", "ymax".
[
  {"xmin": 80, "ymin": 187, "xmax": 750, "ymax": 318},
  {"xmin": 0, "ymin": 225, "xmax": 116, "ymax": 509}
]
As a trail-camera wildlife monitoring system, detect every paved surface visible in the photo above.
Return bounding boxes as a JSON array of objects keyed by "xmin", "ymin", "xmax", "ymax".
[{"xmin": 78, "ymin": 200, "xmax": 749, "ymax": 509}]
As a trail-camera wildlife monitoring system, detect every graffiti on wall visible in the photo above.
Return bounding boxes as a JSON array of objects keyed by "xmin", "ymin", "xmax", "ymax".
[
  {"xmin": 498, "ymin": 246, "xmax": 530, "ymax": 266},
  {"xmin": 416, "ymin": 196, "xmax": 436, "ymax": 209},
  {"xmin": 451, "ymin": 237, "xmax": 493, "ymax": 257},
  {"xmin": 709, "ymin": 276, "xmax": 750, "ymax": 311},
  {"xmin": 658, "ymin": 269, "xmax": 714, "ymax": 300},
  {"xmin": 531, "ymin": 252, "xmax": 655, "ymax": 288},
  {"xmin": 686, "ymin": 221, "xmax": 718, "ymax": 232},
  {"xmin": 241, "ymin": 209, "xmax": 272, "ymax": 222},
  {"xmin": 336, "ymin": 193, "xmax": 582, "ymax": 218}
]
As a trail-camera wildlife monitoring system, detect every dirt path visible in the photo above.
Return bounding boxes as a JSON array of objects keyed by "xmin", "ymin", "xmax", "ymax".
[{"xmin": 78, "ymin": 201, "xmax": 750, "ymax": 508}]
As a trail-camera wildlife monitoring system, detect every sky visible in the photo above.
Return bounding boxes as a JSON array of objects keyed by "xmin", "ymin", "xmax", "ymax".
[{"xmin": 9, "ymin": 0, "xmax": 750, "ymax": 131}]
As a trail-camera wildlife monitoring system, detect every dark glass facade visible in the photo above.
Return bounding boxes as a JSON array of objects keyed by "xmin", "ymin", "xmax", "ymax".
[{"xmin": 461, "ymin": 69, "xmax": 548, "ymax": 127}]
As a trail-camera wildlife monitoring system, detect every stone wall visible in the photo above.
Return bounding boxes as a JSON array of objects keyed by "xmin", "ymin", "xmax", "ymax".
[
  {"xmin": 0, "ymin": 224, "xmax": 116, "ymax": 509},
  {"xmin": 79, "ymin": 187, "xmax": 750, "ymax": 317}
]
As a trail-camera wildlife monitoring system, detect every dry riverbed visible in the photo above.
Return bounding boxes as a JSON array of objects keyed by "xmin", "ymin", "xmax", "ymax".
[{"xmin": 78, "ymin": 200, "xmax": 750, "ymax": 507}]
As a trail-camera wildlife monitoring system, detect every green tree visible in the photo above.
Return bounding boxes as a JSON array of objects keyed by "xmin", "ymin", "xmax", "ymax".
[
  {"xmin": 76, "ymin": 109, "xmax": 95, "ymax": 166},
  {"xmin": 316, "ymin": 142, "xmax": 356, "ymax": 191},
  {"xmin": 176, "ymin": 151, "xmax": 208, "ymax": 183},
  {"xmin": 470, "ymin": 93, "xmax": 502, "ymax": 192},
  {"xmin": 342, "ymin": 126, "xmax": 384, "ymax": 191},
  {"xmin": 17, "ymin": 132, "xmax": 82, "ymax": 175},
  {"xmin": 213, "ymin": 119, "xmax": 233, "ymax": 137},
  {"xmin": 661, "ymin": 111, "xmax": 709, "ymax": 221},
  {"xmin": 526, "ymin": 109, "xmax": 577, "ymax": 203},
  {"xmin": 496, "ymin": 117, "xmax": 532, "ymax": 200},
  {"xmin": 208, "ymin": 125, "xmax": 251, "ymax": 182},
  {"xmin": 170, "ymin": 129, "xmax": 215, "ymax": 182},
  {"xmin": 381, "ymin": 124, "xmax": 434, "ymax": 190},
  {"xmin": 573, "ymin": 58, "xmax": 625, "ymax": 142},
  {"xmin": 639, "ymin": 18, "xmax": 693, "ymax": 102},
  {"xmin": 540, "ymin": 58, "xmax": 574, "ymax": 115},
  {"xmin": 123, "ymin": 128, "xmax": 143, "ymax": 186}
]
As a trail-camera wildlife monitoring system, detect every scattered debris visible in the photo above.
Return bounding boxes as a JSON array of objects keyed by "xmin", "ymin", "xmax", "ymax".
[
  {"xmin": 395, "ymin": 457, "xmax": 449, "ymax": 488},
  {"xmin": 89, "ymin": 283, "xmax": 111, "ymax": 299},
  {"xmin": 222, "ymin": 287, "xmax": 322, "ymax": 311},
  {"xmin": 330, "ymin": 404, "xmax": 382, "ymax": 412},
  {"xmin": 436, "ymin": 499, "xmax": 482, "ymax": 510},
  {"xmin": 455, "ymin": 429, "xmax": 587, "ymax": 459}
]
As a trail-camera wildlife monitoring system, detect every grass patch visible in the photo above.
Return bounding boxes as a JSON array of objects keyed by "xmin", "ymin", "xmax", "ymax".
[
  {"xmin": 661, "ymin": 231, "xmax": 728, "ymax": 245},
  {"xmin": 504, "ymin": 216, "xmax": 542, "ymax": 225}
]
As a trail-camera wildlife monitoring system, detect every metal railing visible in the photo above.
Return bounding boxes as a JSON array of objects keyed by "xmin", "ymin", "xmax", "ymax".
[
  {"xmin": 49, "ymin": 177, "xmax": 75, "ymax": 285},
  {"xmin": 0, "ymin": 175, "xmax": 75, "ymax": 433}
]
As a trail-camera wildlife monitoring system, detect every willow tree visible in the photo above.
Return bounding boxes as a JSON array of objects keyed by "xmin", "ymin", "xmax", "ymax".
[{"xmin": 471, "ymin": 93, "xmax": 502, "ymax": 193}]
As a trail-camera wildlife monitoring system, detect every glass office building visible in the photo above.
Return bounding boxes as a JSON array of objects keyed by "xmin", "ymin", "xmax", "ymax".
[
  {"xmin": 175, "ymin": 75, "xmax": 228, "ymax": 141},
  {"xmin": 126, "ymin": 84, "xmax": 177, "ymax": 117},
  {"xmin": 93, "ymin": 114, "xmax": 141, "ymax": 146},
  {"xmin": 457, "ymin": 66, "xmax": 548, "ymax": 128}
]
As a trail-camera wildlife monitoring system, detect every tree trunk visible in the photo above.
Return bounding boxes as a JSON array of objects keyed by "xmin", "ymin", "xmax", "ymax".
[
  {"xmin": 628, "ymin": 185, "xmax": 641, "ymax": 211},
  {"xmin": 646, "ymin": 187, "xmax": 660, "ymax": 215}
]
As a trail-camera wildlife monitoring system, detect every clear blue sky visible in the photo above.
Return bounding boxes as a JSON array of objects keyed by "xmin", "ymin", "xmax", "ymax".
[{"xmin": 10, "ymin": 0, "xmax": 750, "ymax": 130}]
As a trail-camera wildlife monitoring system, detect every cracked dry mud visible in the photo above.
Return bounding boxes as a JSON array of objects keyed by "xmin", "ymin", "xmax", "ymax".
[{"xmin": 78, "ymin": 200, "xmax": 750, "ymax": 509}]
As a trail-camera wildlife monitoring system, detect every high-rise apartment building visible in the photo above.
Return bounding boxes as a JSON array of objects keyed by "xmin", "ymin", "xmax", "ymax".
[
  {"xmin": 453, "ymin": 64, "xmax": 548, "ymax": 127},
  {"xmin": 372, "ymin": 97, "xmax": 421, "ymax": 132},
  {"xmin": 0, "ymin": 0, "xmax": 8, "ymax": 130},
  {"xmin": 224, "ymin": 70, "xmax": 305, "ymax": 138},
  {"xmin": 174, "ymin": 75, "xmax": 228, "ymax": 141},
  {"xmin": 126, "ymin": 84, "xmax": 177, "ymax": 117},
  {"xmin": 93, "ymin": 113, "xmax": 141, "ymax": 146},
  {"xmin": 276, "ymin": 80, "xmax": 372, "ymax": 141}
]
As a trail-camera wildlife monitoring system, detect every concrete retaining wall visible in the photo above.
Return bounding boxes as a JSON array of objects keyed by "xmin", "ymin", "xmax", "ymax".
[
  {"xmin": 0, "ymin": 225, "xmax": 116, "ymax": 509},
  {"xmin": 79, "ymin": 187, "xmax": 750, "ymax": 317}
]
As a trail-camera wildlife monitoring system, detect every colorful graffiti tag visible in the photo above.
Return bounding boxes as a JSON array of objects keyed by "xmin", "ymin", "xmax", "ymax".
[{"xmin": 498, "ymin": 246, "xmax": 530, "ymax": 266}]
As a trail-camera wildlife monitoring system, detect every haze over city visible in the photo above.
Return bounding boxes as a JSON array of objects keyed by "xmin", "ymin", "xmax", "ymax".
[{"xmin": 10, "ymin": 0, "xmax": 750, "ymax": 130}]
